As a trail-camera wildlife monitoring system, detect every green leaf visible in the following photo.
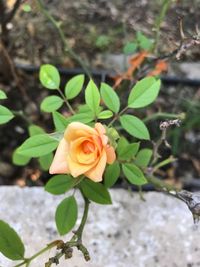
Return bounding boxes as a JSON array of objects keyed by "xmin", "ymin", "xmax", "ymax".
[
  {"xmin": 39, "ymin": 153, "xmax": 53, "ymax": 171},
  {"xmin": 55, "ymin": 196, "xmax": 78, "ymax": 235},
  {"xmin": 85, "ymin": 80, "xmax": 100, "ymax": 116},
  {"xmin": 39, "ymin": 64, "xmax": 60, "ymax": 90},
  {"xmin": 52, "ymin": 111, "xmax": 68, "ymax": 131},
  {"xmin": 0, "ymin": 220, "xmax": 25, "ymax": 260},
  {"xmin": 0, "ymin": 90, "xmax": 7, "ymax": 100},
  {"xmin": 153, "ymin": 156, "xmax": 176, "ymax": 172},
  {"xmin": 95, "ymin": 35, "xmax": 110, "ymax": 48},
  {"xmin": 104, "ymin": 162, "xmax": 120, "ymax": 188},
  {"xmin": 118, "ymin": 142, "xmax": 140, "ymax": 161},
  {"xmin": 22, "ymin": 4, "xmax": 31, "ymax": 12},
  {"xmin": 106, "ymin": 127, "xmax": 120, "ymax": 149},
  {"xmin": 128, "ymin": 77, "xmax": 161, "ymax": 108},
  {"xmin": 135, "ymin": 149, "xmax": 152, "ymax": 167},
  {"xmin": 97, "ymin": 110, "xmax": 113, "ymax": 119},
  {"xmin": 123, "ymin": 42, "xmax": 138, "ymax": 55},
  {"xmin": 77, "ymin": 105, "xmax": 102, "ymax": 117},
  {"xmin": 65, "ymin": 74, "xmax": 85, "ymax": 100},
  {"xmin": 100, "ymin": 83, "xmax": 120, "ymax": 113},
  {"xmin": 116, "ymin": 137, "xmax": 129, "ymax": 153},
  {"xmin": 49, "ymin": 132, "xmax": 63, "ymax": 141},
  {"xmin": 12, "ymin": 149, "xmax": 31, "ymax": 166},
  {"xmin": 17, "ymin": 134, "xmax": 58, "ymax": 157},
  {"xmin": 120, "ymin": 115, "xmax": 150, "ymax": 140},
  {"xmin": 40, "ymin": 95, "xmax": 64, "ymax": 112},
  {"xmin": 0, "ymin": 105, "xmax": 14, "ymax": 124},
  {"xmin": 81, "ymin": 179, "xmax": 112, "ymax": 205},
  {"xmin": 136, "ymin": 31, "xmax": 153, "ymax": 51},
  {"xmin": 45, "ymin": 175, "xmax": 81, "ymax": 195},
  {"xmin": 122, "ymin": 163, "xmax": 147, "ymax": 185},
  {"xmin": 28, "ymin": 125, "xmax": 45, "ymax": 136},
  {"xmin": 69, "ymin": 112, "xmax": 94, "ymax": 123}
]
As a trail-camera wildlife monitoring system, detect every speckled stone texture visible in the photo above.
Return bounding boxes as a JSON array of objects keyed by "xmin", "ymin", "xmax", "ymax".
[{"xmin": 0, "ymin": 187, "xmax": 199, "ymax": 267}]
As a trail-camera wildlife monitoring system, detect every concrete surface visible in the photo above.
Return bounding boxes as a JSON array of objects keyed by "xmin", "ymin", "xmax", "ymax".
[{"xmin": 0, "ymin": 187, "xmax": 199, "ymax": 267}]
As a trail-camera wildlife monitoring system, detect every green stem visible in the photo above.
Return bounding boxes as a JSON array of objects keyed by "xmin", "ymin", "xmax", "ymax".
[
  {"xmin": 143, "ymin": 112, "xmax": 185, "ymax": 123},
  {"xmin": 37, "ymin": 0, "xmax": 91, "ymax": 78},
  {"xmin": 57, "ymin": 88, "xmax": 76, "ymax": 114},
  {"xmin": 108, "ymin": 106, "xmax": 128, "ymax": 127},
  {"xmin": 13, "ymin": 241, "xmax": 59, "ymax": 267},
  {"xmin": 45, "ymin": 191, "xmax": 90, "ymax": 264},
  {"xmin": 153, "ymin": 0, "xmax": 171, "ymax": 54},
  {"xmin": 146, "ymin": 175, "xmax": 178, "ymax": 193},
  {"xmin": 76, "ymin": 191, "xmax": 90, "ymax": 241},
  {"xmin": 151, "ymin": 129, "xmax": 166, "ymax": 165}
]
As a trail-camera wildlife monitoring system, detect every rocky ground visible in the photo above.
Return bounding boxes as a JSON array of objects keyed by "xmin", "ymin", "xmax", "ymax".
[{"xmin": 0, "ymin": 187, "xmax": 199, "ymax": 267}]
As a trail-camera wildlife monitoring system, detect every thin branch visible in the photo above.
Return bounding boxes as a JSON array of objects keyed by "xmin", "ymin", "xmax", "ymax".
[
  {"xmin": 153, "ymin": 0, "xmax": 171, "ymax": 54},
  {"xmin": 143, "ymin": 112, "xmax": 185, "ymax": 123},
  {"xmin": 0, "ymin": 0, "xmax": 6, "ymax": 24},
  {"xmin": 5, "ymin": 0, "xmax": 22, "ymax": 23},
  {"xmin": 13, "ymin": 241, "xmax": 61, "ymax": 267},
  {"xmin": 36, "ymin": 0, "xmax": 91, "ymax": 78},
  {"xmin": 146, "ymin": 175, "xmax": 178, "ymax": 193},
  {"xmin": 0, "ymin": 41, "xmax": 30, "ymax": 101},
  {"xmin": 57, "ymin": 88, "xmax": 76, "ymax": 115},
  {"xmin": 108, "ymin": 106, "xmax": 128, "ymax": 127},
  {"xmin": 45, "ymin": 191, "xmax": 90, "ymax": 266},
  {"xmin": 151, "ymin": 119, "xmax": 181, "ymax": 165}
]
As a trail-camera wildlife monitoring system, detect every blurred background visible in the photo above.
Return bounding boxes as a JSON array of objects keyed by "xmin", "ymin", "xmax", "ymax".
[{"xmin": 0, "ymin": 0, "xmax": 199, "ymax": 189}]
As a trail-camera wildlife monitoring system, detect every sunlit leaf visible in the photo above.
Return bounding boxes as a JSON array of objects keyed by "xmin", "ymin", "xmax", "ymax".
[
  {"xmin": 52, "ymin": 111, "xmax": 68, "ymax": 131},
  {"xmin": 85, "ymin": 80, "xmax": 100, "ymax": 116},
  {"xmin": 122, "ymin": 163, "xmax": 147, "ymax": 185},
  {"xmin": 12, "ymin": 149, "xmax": 31, "ymax": 166},
  {"xmin": 17, "ymin": 134, "xmax": 58, "ymax": 157},
  {"xmin": 0, "ymin": 90, "xmax": 7, "ymax": 100},
  {"xmin": 97, "ymin": 110, "xmax": 113, "ymax": 119},
  {"xmin": 40, "ymin": 95, "xmax": 64, "ymax": 112},
  {"xmin": 100, "ymin": 83, "xmax": 120, "ymax": 113},
  {"xmin": 65, "ymin": 74, "xmax": 85, "ymax": 100},
  {"xmin": 39, "ymin": 64, "xmax": 60, "ymax": 90},
  {"xmin": 128, "ymin": 77, "xmax": 161, "ymax": 108},
  {"xmin": 0, "ymin": 105, "xmax": 14, "ymax": 124},
  {"xmin": 120, "ymin": 115, "xmax": 150, "ymax": 140}
]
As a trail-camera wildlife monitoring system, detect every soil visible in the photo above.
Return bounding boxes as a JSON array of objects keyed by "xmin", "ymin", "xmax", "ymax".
[{"xmin": 0, "ymin": 0, "xmax": 199, "ymax": 188}]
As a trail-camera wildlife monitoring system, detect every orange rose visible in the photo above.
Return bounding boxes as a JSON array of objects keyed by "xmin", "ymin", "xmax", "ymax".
[{"xmin": 49, "ymin": 122, "xmax": 116, "ymax": 182}]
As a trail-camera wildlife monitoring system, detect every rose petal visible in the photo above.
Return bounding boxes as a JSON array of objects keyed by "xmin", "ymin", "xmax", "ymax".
[
  {"xmin": 49, "ymin": 138, "xmax": 69, "ymax": 174},
  {"xmin": 64, "ymin": 122, "xmax": 96, "ymax": 142},
  {"xmin": 67, "ymin": 155, "xmax": 98, "ymax": 177},
  {"xmin": 95, "ymin": 123, "xmax": 108, "ymax": 146},
  {"xmin": 95, "ymin": 123, "xmax": 106, "ymax": 134},
  {"xmin": 105, "ymin": 145, "xmax": 116, "ymax": 164},
  {"xmin": 84, "ymin": 150, "xmax": 107, "ymax": 182}
]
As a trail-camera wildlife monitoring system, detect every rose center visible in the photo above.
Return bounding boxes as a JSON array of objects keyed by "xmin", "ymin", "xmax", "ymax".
[{"xmin": 82, "ymin": 141, "xmax": 95, "ymax": 154}]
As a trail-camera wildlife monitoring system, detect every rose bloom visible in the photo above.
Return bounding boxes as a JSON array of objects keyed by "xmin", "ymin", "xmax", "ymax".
[{"xmin": 49, "ymin": 122, "xmax": 116, "ymax": 182}]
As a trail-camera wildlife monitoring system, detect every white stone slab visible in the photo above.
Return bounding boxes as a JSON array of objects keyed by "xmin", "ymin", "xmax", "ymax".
[{"xmin": 0, "ymin": 187, "xmax": 199, "ymax": 267}]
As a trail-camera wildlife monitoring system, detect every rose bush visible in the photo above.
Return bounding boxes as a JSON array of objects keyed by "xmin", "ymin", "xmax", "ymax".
[
  {"xmin": 2, "ymin": 64, "xmax": 183, "ymax": 266},
  {"xmin": 49, "ymin": 122, "xmax": 116, "ymax": 182}
]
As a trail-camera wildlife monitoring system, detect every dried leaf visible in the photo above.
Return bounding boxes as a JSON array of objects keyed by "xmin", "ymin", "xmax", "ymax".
[{"xmin": 148, "ymin": 60, "xmax": 168, "ymax": 76}]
